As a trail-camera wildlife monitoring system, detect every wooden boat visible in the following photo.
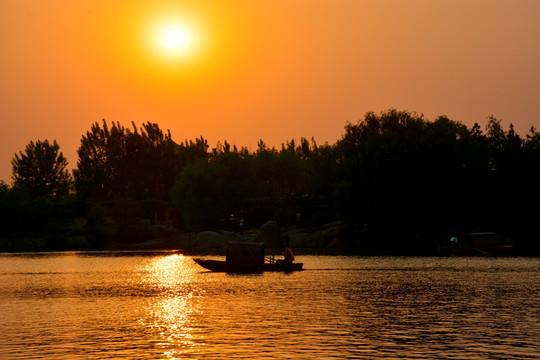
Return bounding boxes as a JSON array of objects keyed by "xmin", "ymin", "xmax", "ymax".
[
  {"xmin": 193, "ymin": 258, "xmax": 303, "ymax": 273},
  {"xmin": 193, "ymin": 241, "xmax": 303, "ymax": 273}
]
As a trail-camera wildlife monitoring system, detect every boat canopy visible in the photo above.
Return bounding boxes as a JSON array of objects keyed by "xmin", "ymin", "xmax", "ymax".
[{"xmin": 226, "ymin": 241, "xmax": 265, "ymax": 271}]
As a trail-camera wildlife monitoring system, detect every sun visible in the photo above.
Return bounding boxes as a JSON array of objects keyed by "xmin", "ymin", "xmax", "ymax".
[
  {"xmin": 157, "ymin": 23, "xmax": 195, "ymax": 56},
  {"xmin": 136, "ymin": 10, "xmax": 211, "ymax": 75},
  {"xmin": 165, "ymin": 29, "xmax": 187, "ymax": 49},
  {"xmin": 142, "ymin": 15, "xmax": 202, "ymax": 65}
]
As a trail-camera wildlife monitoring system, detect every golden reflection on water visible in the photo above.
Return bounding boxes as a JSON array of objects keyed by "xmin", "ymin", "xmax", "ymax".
[
  {"xmin": 140, "ymin": 254, "xmax": 204, "ymax": 358},
  {"xmin": 143, "ymin": 253, "xmax": 196, "ymax": 287},
  {"xmin": 0, "ymin": 255, "xmax": 538, "ymax": 359}
]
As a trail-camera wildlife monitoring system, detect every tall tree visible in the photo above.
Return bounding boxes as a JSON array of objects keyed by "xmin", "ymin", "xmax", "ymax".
[
  {"xmin": 11, "ymin": 139, "xmax": 71, "ymax": 199},
  {"xmin": 336, "ymin": 109, "xmax": 474, "ymax": 250},
  {"xmin": 74, "ymin": 120, "xmax": 198, "ymax": 201},
  {"xmin": 73, "ymin": 120, "xmax": 128, "ymax": 199}
]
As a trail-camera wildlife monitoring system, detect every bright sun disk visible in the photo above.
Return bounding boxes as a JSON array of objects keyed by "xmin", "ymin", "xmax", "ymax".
[
  {"xmin": 166, "ymin": 29, "xmax": 187, "ymax": 49},
  {"xmin": 155, "ymin": 22, "xmax": 196, "ymax": 57}
]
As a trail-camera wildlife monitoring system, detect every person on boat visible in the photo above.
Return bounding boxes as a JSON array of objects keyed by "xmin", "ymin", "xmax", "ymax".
[{"xmin": 282, "ymin": 245, "xmax": 295, "ymax": 264}]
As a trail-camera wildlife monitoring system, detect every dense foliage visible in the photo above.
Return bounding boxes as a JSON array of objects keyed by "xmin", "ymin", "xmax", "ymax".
[
  {"xmin": 73, "ymin": 120, "xmax": 208, "ymax": 201},
  {"xmin": 11, "ymin": 139, "xmax": 71, "ymax": 199},
  {"xmin": 336, "ymin": 111, "xmax": 539, "ymax": 253},
  {"xmin": 1, "ymin": 110, "xmax": 539, "ymax": 254}
]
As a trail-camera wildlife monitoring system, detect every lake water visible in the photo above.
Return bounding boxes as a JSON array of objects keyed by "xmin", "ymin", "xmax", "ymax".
[{"xmin": 0, "ymin": 252, "xmax": 538, "ymax": 359}]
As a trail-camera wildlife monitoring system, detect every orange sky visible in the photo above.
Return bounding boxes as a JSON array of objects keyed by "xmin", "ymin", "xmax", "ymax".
[{"xmin": 1, "ymin": 0, "xmax": 539, "ymax": 183}]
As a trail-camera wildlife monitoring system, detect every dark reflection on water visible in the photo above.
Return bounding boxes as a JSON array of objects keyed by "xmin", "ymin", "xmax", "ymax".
[{"xmin": 0, "ymin": 253, "xmax": 538, "ymax": 359}]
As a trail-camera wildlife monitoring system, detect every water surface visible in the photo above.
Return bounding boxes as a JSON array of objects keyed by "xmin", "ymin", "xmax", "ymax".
[{"xmin": 0, "ymin": 252, "xmax": 538, "ymax": 359}]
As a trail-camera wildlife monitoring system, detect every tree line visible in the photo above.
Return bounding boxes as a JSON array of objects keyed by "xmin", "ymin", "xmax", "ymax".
[{"xmin": 1, "ymin": 110, "xmax": 539, "ymax": 254}]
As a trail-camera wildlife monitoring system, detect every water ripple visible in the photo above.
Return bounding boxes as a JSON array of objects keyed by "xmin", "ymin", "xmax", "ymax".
[{"xmin": 0, "ymin": 254, "xmax": 538, "ymax": 359}]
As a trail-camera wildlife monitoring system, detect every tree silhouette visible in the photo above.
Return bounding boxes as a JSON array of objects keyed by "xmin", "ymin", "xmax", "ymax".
[
  {"xmin": 11, "ymin": 139, "xmax": 71, "ymax": 199},
  {"xmin": 74, "ymin": 119, "xmax": 199, "ymax": 201},
  {"xmin": 4, "ymin": 109, "xmax": 539, "ymax": 253}
]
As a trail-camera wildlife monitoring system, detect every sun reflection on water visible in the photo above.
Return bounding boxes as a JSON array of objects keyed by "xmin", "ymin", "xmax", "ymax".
[
  {"xmin": 1, "ymin": 255, "xmax": 538, "ymax": 359},
  {"xmin": 143, "ymin": 253, "xmax": 196, "ymax": 287},
  {"xmin": 140, "ymin": 254, "xmax": 205, "ymax": 358}
]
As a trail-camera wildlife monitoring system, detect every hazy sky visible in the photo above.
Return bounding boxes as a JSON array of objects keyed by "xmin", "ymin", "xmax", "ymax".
[{"xmin": 1, "ymin": 0, "xmax": 539, "ymax": 183}]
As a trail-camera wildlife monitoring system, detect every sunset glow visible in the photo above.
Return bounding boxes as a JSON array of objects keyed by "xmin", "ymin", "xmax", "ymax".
[{"xmin": 0, "ymin": 0, "xmax": 539, "ymax": 183}]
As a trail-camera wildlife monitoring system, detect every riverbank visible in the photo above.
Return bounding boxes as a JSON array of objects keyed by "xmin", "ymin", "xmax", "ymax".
[
  {"xmin": 0, "ymin": 220, "xmax": 354, "ymax": 255},
  {"xmin": 1, "ymin": 219, "xmax": 531, "ymax": 256}
]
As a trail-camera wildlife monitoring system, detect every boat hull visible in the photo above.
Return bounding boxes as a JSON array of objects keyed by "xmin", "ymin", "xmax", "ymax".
[{"xmin": 193, "ymin": 258, "xmax": 303, "ymax": 273}]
